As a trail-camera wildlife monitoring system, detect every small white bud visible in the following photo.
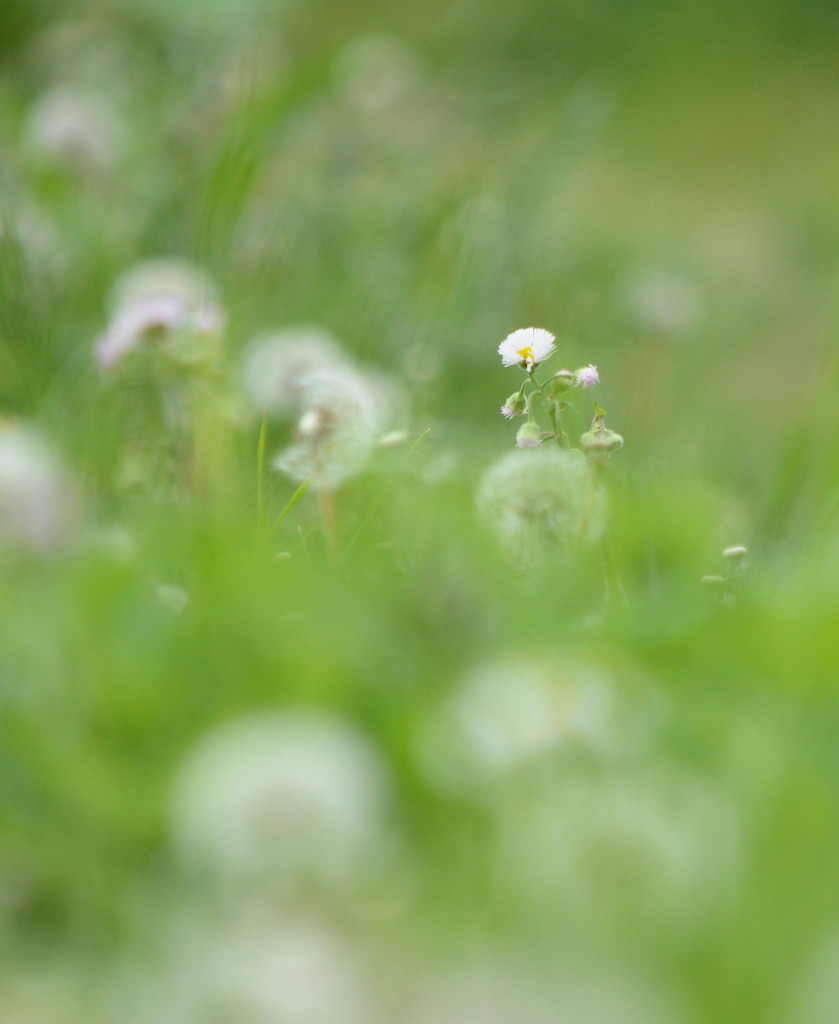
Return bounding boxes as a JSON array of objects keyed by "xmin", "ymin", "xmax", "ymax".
[
  {"xmin": 722, "ymin": 545, "xmax": 747, "ymax": 560},
  {"xmin": 515, "ymin": 421, "xmax": 542, "ymax": 448}
]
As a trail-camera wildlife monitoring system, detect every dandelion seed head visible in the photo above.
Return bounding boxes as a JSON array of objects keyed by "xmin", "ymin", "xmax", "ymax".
[
  {"xmin": 495, "ymin": 764, "xmax": 741, "ymax": 926},
  {"xmin": 417, "ymin": 654, "xmax": 659, "ymax": 797},
  {"xmin": 25, "ymin": 86, "xmax": 124, "ymax": 169},
  {"xmin": 626, "ymin": 272, "xmax": 705, "ymax": 336},
  {"xmin": 273, "ymin": 365, "xmax": 385, "ymax": 489},
  {"xmin": 171, "ymin": 712, "xmax": 390, "ymax": 891},
  {"xmin": 0, "ymin": 428, "xmax": 74, "ymax": 554},
  {"xmin": 335, "ymin": 34, "xmax": 426, "ymax": 116},
  {"xmin": 156, "ymin": 920, "xmax": 369, "ymax": 1024},
  {"xmin": 476, "ymin": 447, "xmax": 603, "ymax": 562},
  {"xmin": 407, "ymin": 961, "xmax": 681, "ymax": 1024},
  {"xmin": 241, "ymin": 327, "xmax": 349, "ymax": 416}
]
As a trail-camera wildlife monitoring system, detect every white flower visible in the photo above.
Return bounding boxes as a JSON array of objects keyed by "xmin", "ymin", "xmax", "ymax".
[
  {"xmin": 170, "ymin": 712, "xmax": 390, "ymax": 891},
  {"xmin": 497, "ymin": 327, "xmax": 556, "ymax": 372},
  {"xmin": 576, "ymin": 364, "xmax": 599, "ymax": 388},
  {"xmin": 476, "ymin": 447, "xmax": 603, "ymax": 562}
]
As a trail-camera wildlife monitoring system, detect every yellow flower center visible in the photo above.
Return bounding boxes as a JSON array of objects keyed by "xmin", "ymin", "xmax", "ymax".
[{"xmin": 517, "ymin": 346, "xmax": 534, "ymax": 365}]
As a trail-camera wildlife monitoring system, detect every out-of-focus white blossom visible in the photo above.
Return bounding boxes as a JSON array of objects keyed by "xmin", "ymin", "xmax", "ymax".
[
  {"xmin": 242, "ymin": 327, "xmax": 349, "ymax": 416},
  {"xmin": 273, "ymin": 365, "xmax": 388, "ymax": 490},
  {"xmin": 476, "ymin": 448, "xmax": 603, "ymax": 562},
  {"xmin": 498, "ymin": 328, "xmax": 556, "ymax": 372},
  {"xmin": 334, "ymin": 34, "xmax": 426, "ymax": 116},
  {"xmin": 171, "ymin": 712, "xmax": 390, "ymax": 892},
  {"xmin": 94, "ymin": 260, "xmax": 224, "ymax": 370},
  {"xmin": 155, "ymin": 582, "xmax": 189, "ymax": 615},
  {"xmin": 0, "ymin": 427, "xmax": 74, "ymax": 553},
  {"xmin": 416, "ymin": 655, "xmax": 659, "ymax": 797},
  {"xmin": 494, "ymin": 764, "xmax": 741, "ymax": 926},
  {"xmin": 406, "ymin": 959, "xmax": 681, "ymax": 1024},
  {"xmin": 25, "ymin": 86, "xmax": 124, "ymax": 169},
  {"xmin": 149, "ymin": 919, "xmax": 369, "ymax": 1024},
  {"xmin": 787, "ymin": 930, "xmax": 839, "ymax": 1024},
  {"xmin": 626, "ymin": 272, "xmax": 706, "ymax": 336}
]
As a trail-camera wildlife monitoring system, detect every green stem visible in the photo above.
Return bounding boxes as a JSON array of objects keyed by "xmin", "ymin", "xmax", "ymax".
[
  {"xmin": 531, "ymin": 374, "xmax": 569, "ymax": 448},
  {"xmin": 269, "ymin": 477, "xmax": 312, "ymax": 535},
  {"xmin": 256, "ymin": 411, "xmax": 267, "ymax": 531},
  {"xmin": 600, "ymin": 535, "xmax": 628, "ymax": 608},
  {"xmin": 341, "ymin": 426, "xmax": 432, "ymax": 563}
]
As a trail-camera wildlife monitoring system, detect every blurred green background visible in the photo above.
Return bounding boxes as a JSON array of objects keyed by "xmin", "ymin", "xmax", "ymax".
[{"xmin": 2, "ymin": 0, "xmax": 839, "ymax": 1021}]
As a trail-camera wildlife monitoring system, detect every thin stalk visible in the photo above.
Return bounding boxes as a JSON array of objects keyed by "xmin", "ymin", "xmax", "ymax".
[
  {"xmin": 601, "ymin": 535, "xmax": 628, "ymax": 608},
  {"xmin": 269, "ymin": 477, "xmax": 312, "ymax": 535},
  {"xmin": 256, "ymin": 411, "xmax": 267, "ymax": 530},
  {"xmin": 319, "ymin": 486, "xmax": 337, "ymax": 557},
  {"xmin": 341, "ymin": 427, "xmax": 432, "ymax": 564},
  {"xmin": 531, "ymin": 374, "xmax": 569, "ymax": 448}
]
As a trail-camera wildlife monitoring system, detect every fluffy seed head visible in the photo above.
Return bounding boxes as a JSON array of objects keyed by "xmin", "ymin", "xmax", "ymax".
[
  {"xmin": 273, "ymin": 364, "xmax": 387, "ymax": 489},
  {"xmin": 477, "ymin": 447, "xmax": 603, "ymax": 562},
  {"xmin": 241, "ymin": 327, "xmax": 349, "ymax": 416},
  {"xmin": 170, "ymin": 712, "xmax": 390, "ymax": 892},
  {"xmin": 0, "ymin": 427, "xmax": 74, "ymax": 553}
]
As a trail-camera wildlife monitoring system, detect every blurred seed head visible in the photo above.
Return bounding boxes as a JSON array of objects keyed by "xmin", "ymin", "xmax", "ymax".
[
  {"xmin": 24, "ymin": 86, "xmax": 124, "ymax": 170},
  {"xmin": 416, "ymin": 655, "xmax": 659, "ymax": 798},
  {"xmin": 625, "ymin": 272, "xmax": 706, "ymax": 336},
  {"xmin": 171, "ymin": 712, "xmax": 391, "ymax": 893},
  {"xmin": 476, "ymin": 448, "xmax": 604, "ymax": 562},
  {"xmin": 0, "ymin": 427, "xmax": 75, "ymax": 554},
  {"xmin": 788, "ymin": 929, "xmax": 839, "ymax": 1024},
  {"xmin": 153, "ymin": 919, "xmax": 369, "ymax": 1024},
  {"xmin": 242, "ymin": 328, "xmax": 349, "ymax": 416},
  {"xmin": 334, "ymin": 35, "xmax": 427, "ymax": 117},
  {"xmin": 273, "ymin": 364, "xmax": 392, "ymax": 490},
  {"xmin": 407, "ymin": 959, "xmax": 681, "ymax": 1024},
  {"xmin": 494, "ymin": 764, "xmax": 741, "ymax": 927},
  {"xmin": 95, "ymin": 259, "xmax": 225, "ymax": 371},
  {"xmin": 0, "ymin": 198, "xmax": 67, "ymax": 277}
]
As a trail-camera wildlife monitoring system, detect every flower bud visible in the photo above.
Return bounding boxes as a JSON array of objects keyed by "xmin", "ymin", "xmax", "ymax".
[
  {"xmin": 515, "ymin": 420, "xmax": 542, "ymax": 448},
  {"xmin": 501, "ymin": 391, "xmax": 527, "ymax": 419},
  {"xmin": 722, "ymin": 545, "xmax": 747, "ymax": 561},
  {"xmin": 581, "ymin": 427, "xmax": 623, "ymax": 455},
  {"xmin": 549, "ymin": 370, "xmax": 575, "ymax": 393}
]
